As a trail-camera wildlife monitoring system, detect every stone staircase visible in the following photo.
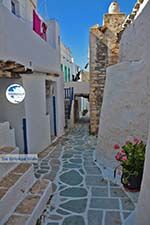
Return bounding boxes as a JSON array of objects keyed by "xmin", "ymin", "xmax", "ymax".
[
  {"xmin": 0, "ymin": 121, "xmax": 18, "ymax": 179},
  {"xmin": 0, "ymin": 156, "xmax": 52, "ymax": 225},
  {"xmin": 0, "ymin": 122, "xmax": 52, "ymax": 225}
]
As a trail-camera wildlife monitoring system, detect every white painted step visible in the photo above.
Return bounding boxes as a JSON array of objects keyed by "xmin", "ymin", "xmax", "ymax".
[
  {"xmin": 0, "ymin": 164, "xmax": 36, "ymax": 225},
  {"xmin": 0, "ymin": 147, "xmax": 19, "ymax": 179},
  {"xmin": 3, "ymin": 179, "xmax": 52, "ymax": 225}
]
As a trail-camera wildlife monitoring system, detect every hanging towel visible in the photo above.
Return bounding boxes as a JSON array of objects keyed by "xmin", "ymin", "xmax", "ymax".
[
  {"xmin": 33, "ymin": 10, "xmax": 42, "ymax": 36},
  {"xmin": 41, "ymin": 22, "xmax": 47, "ymax": 41}
]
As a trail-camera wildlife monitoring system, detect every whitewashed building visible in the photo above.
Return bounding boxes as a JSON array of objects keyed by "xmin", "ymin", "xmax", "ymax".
[
  {"xmin": 60, "ymin": 42, "xmax": 80, "ymax": 82},
  {"xmin": 0, "ymin": 0, "xmax": 65, "ymax": 154},
  {"xmin": 61, "ymin": 42, "xmax": 90, "ymax": 125}
]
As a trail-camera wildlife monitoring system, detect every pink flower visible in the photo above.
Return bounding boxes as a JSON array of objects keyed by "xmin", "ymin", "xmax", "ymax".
[
  {"xmin": 122, "ymin": 156, "xmax": 127, "ymax": 161},
  {"xmin": 114, "ymin": 144, "xmax": 120, "ymax": 150},
  {"xmin": 125, "ymin": 141, "xmax": 130, "ymax": 145},
  {"xmin": 115, "ymin": 149, "xmax": 127, "ymax": 162},
  {"xmin": 120, "ymin": 150, "xmax": 125, "ymax": 154},
  {"xmin": 115, "ymin": 151, "xmax": 122, "ymax": 160},
  {"xmin": 134, "ymin": 137, "xmax": 141, "ymax": 145},
  {"xmin": 115, "ymin": 153, "xmax": 120, "ymax": 161}
]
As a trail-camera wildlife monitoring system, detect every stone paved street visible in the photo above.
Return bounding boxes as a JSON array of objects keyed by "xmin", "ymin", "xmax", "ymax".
[{"xmin": 34, "ymin": 124, "xmax": 136, "ymax": 225}]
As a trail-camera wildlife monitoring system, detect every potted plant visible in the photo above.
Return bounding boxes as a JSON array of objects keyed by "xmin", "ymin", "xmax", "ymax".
[{"xmin": 114, "ymin": 138, "xmax": 146, "ymax": 192}]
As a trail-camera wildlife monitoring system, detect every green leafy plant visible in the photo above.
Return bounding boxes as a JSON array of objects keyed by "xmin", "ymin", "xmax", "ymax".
[
  {"xmin": 82, "ymin": 109, "xmax": 88, "ymax": 116},
  {"xmin": 114, "ymin": 137, "xmax": 146, "ymax": 184},
  {"xmin": 36, "ymin": 218, "xmax": 41, "ymax": 225}
]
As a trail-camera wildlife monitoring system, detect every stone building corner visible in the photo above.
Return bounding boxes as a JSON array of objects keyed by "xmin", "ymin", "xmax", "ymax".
[{"xmin": 89, "ymin": 1, "xmax": 126, "ymax": 135}]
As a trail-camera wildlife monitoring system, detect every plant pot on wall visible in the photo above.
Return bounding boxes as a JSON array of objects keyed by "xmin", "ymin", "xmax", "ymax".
[
  {"xmin": 121, "ymin": 172, "xmax": 143, "ymax": 192},
  {"xmin": 114, "ymin": 138, "xmax": 146, "ymax": 192}
]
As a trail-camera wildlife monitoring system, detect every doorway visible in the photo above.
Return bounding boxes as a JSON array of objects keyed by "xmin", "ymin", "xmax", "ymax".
[{"xmin": 45, "ymin": 80, "xmax": 57, "ymax": 141}]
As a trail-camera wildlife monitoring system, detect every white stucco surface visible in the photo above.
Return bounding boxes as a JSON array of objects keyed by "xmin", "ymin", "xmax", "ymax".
[
  {"xmin": 55, "ymin": 76, "xmax": 65, "ymax": 137},
  {"xmin": 60, "ymin": 42, "xmax": 80, "ymax": 82},
  {"xmin": 22, "ymin": 74, "xmax": 51, "ymax": 154},
  {"xmin": 96, "ymin": 0, "xmax": 150, "ymax": 169},
  {"xmin": 0, "ymin": 78, "xmax": 25, "ymax": 151},
  {"xmin": 64, "ymin": 82, "xmax": 89, "ymax": 96},
  {"xmin": 46, "ymin": 75, "xmax": 65, "ymax": 138},
  {"xmin": 0, "ymin": 4, "xmax": 60, "ymax": 74},
  {"xmin": 134, "ymin": 122, "xmax": 150, "ymax": 225},
  {"xmin": 1, "ymin": 0, "xmax": 37, "ymax": 21},
  {"xmin": 0, "ymin": 122, "xmax": 16, "ymax": 147},
  {"xmin": 0, "ymin": 1, "xmax": 64, "ymax": 153},
  {"xmin": 0, "ymin": 74, "xmax": 65, "ymax": 154},
  {"xmin": 96, "ymin": 60, "xmax": 149, "ymax": 168}
]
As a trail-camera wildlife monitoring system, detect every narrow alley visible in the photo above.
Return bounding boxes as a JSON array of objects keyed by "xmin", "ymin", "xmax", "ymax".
[
  {"xmin": 0, "ymin": 1, "xmax": 150, "ymax": 225},
  {"xmin": 34, "ymin": 122, "xmax": 136, "ymax": 225}
]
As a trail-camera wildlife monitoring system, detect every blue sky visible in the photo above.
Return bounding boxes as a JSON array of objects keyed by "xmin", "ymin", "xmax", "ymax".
[{"xmin": 38, "ymin": 0, "xmax": 136, "ymax": 68}]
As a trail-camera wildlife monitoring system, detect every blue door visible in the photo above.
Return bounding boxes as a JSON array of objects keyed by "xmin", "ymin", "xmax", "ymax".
[
  {"xmin": 23, "ymin": 118, "xmax": 28, "ymax": 154},
  {"xmin": 53, "ymin": 96, "xmax": 57, "ymax": 136}
]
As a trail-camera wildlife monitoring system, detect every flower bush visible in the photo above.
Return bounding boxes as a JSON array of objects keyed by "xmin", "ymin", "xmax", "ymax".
[{"xmin": 114, "ymin": 137, "xmax": 146, "ymax": 185}]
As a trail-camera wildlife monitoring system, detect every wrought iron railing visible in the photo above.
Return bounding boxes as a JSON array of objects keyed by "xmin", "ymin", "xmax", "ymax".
[{"xmin": 64, "ymin": 87, "xmax": 74, "ymax": 119}]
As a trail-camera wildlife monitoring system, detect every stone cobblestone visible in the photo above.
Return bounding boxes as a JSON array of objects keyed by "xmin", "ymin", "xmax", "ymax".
[{"xmin": 34, "ymin": 125, "xmax": 135, "ymax": 225}]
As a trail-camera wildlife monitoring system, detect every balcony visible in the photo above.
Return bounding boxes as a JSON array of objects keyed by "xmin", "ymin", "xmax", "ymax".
[{"xmin": 0, "ymin": 4, "xmax": 60, "ymax": 75}]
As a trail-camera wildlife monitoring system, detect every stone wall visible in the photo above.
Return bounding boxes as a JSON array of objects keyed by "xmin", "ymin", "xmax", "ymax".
[
  {"xmin": 89, "ymin": 11, "xmax": 126, "ymax": 135},
  {"xmin": 89, "ymin": 29, "xmax": 107, "ymax": 135}
]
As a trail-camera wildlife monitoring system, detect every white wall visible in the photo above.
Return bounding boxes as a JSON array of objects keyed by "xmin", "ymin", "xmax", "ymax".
[
  {"xmin": 81, "ymin": 97, "xmax": 89, "ymax": 112},
  {"xmin": 1, "ymin": 0, "xmax": 12, "ymax": 11},
  {"xmin": 46, "ymin": 75, "xmax": 65, "ymax": 138},
  {"xmin": 48, "ymin": 20, "xmax": 60, "ymax": 51},
  {"xmin": 61, "ymin": 42, "xmax": 73, "ymax": 65},
  {"xmin": 96, "ymin": 0, "xmax": 150, "ymax": 169},
  {"xmin": 22, "ymin": 73, "xmax": 51, "ymax": 154},
  {"xmin": 0, "ymin": 122, "xmax": 16, "ymax": 147},
  {"xmin": 26, "ymin": 0, "xmax": 36, "ymax": 22},
  {"xmin": 134, "ymin": 119, "xmax": 150, "ymax": 225},
  {"xmin": 61, "ymin": 42, "xmax": 79, "ymax": 82},
  {"xmin": 123, "ymin": 2, "xmax": 150, "ymax": 225},
  {"xmin": 0, "ymin": 73, "xmax": 64, "ymax": 154},
  {"xmin": 64, "ymin": 81, "xmax": 90, "ymax": 96},
  {"xmin": 45, "ymin": 75, "xmax": 65, "ymax": 138},
  {"xmin": 55, "ymin": 76, "xmax": 65, "ymax": 137},
  {"xmin": 0, "ymin": 4, "xmax": 60, "ymax": 75},
  {"xmin": 1, "ymin": 0, "xmax": 36, "ymax": 22},
  {"xmin": 0, "ymin": 78, "xmax": 25, "ymax": 151}
]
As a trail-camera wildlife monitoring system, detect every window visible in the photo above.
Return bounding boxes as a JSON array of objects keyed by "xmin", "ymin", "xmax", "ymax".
[
  {"xmin": 11, "ymin": 0, "xmax": 19, "ymax": 17},
  {"xmin": 64, "ymin": 66, "xmax": 68, "ymax": 82},
  {"xmin": 68, "ymin": 68, "xmax": 71, "ymax": 82},
  {"xmin": 11, "ymin": 1, "xmax": 16, "ymax": 15},
  {"xmin": 61, "ymin": 64, "xmax": 63, "ymax": 72}
]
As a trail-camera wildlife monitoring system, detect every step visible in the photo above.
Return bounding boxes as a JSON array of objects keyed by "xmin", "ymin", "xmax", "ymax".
[
  {"xmin": 0, "ymin": 146, "xmax": 19, "ymax": 179},
  {"xmin": 3, "ymin": 179, "xmax": 52, "ymax": 225},
  {"xmin": 0, "ymin": 163, "xmax": 35, "ymax": 224}
]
